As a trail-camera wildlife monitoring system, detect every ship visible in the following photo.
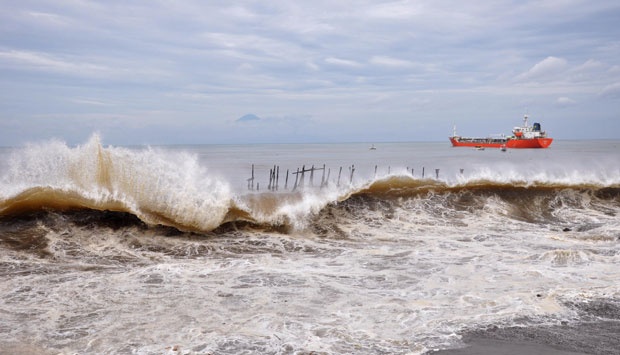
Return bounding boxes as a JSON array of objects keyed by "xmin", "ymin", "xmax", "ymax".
[{"xmin": 449, "ymin": 114, "xmax": 553, "ymax": 149}]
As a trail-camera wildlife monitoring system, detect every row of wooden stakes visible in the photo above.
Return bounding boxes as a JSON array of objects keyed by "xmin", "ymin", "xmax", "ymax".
[
  {"xmin": 247, "ymin": 164, "xmax": 350, "ymax": 191},
  {"xmin": 247, "ymin": 164, "xmax": 464, "ymax": 191}
]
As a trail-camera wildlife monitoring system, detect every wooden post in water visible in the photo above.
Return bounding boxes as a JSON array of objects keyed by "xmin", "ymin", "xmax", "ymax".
[
  {"xmin": 435, "ymin": 169, "xmax": 440, "ymax": 179},
  {"xmin": 325, "ymin": 168, "xmax": 331, "ymax": 187},
  {"xmin": 310, "ymin": 165, "xmax": 314, "ymax": 187},
  {"xmin": 337, "ymin": 167, "xmax": 342, "ymax": 187},
  {"xmin": 460, "ymin": 168, "xmax": 464, "ymax": 175},
  {"xmin": 374, "ymin": 165, "xmax": 378, "ymax": 177},
  {"xmin": 320, "ymin": 164, "xmax": 326, "ymax": 187},
  {"xmin": 349, "ymin": 165, "xmax": 355, "ymax": 184},
  {"xmin": 293, "ymin": 168, "xmax": 300, "ymax": 190},
  {"xmin": 300, "ymin": 165, "xmax": 305, "ymax": 188},
  {"xmin": 285, "ymin": 169, "xmax": 289, "ymax": 189},
  {"xmin": 422, "ymin": 167, "xmax": 425, "ymax": 178},
  {"xmin": 247, "ymin": 164, "xmax": 255, "ymax": 190},
  {"xmin": 276, "ymin": 165, "xmax": 280, "ymax": 191},
  {"xmin": 268, "ymin": 168, "xmax": 272, "ymax": 190}
]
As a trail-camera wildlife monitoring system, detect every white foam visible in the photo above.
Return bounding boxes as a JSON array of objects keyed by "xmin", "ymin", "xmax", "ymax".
[
  {"xmin": 451, "ymin": 163, "xmax": 620, "ymax": 187},
  {"xmin": 0, "ymin": 135, "xmax": 233, "ymax": 231}
]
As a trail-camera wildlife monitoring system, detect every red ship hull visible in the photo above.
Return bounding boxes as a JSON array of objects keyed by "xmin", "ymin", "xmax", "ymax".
[
  {"xmin": 506, "ymin": 138, "xmax": 553, "ymax": 148},
  {"xmin": 449, "ymin": 137, "xmax": 553, "ymax": 149}
]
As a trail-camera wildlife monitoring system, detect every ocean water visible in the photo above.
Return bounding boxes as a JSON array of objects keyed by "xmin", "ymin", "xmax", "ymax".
[{"xmin": 1, "ymin": 136, "xmax": 619, "ymax": 354}]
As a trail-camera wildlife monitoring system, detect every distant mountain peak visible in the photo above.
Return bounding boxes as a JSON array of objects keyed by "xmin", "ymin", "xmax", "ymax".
[{"xmin": 237, "ymin": 113, "xmax": 261, "ymax": 122}]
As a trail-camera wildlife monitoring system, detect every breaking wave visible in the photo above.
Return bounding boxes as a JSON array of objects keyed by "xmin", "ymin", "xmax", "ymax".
[
  {"xmin": 1, "ymin": 136, "xmax": 619, "ymax": 233},
  {"xmin": 0, "ymin": 135, "xmax": 232, "ymax": 232}
]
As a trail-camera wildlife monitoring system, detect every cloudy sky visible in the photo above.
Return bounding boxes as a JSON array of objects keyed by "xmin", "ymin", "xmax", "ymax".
[{"xmin": 1, "ymin": 0, "xmax": 619, "ymax": 146}]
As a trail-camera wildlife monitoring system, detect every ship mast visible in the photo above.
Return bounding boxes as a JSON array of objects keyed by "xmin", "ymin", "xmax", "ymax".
[{"xmin": 523, "ymin": 114, "xmax": 529, "ymax": 128}]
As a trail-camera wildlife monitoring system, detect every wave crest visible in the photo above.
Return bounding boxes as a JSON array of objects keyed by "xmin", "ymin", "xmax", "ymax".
[
  {"xmin": 1, "ymin": 138, "xmax": 619, "ymax": 233},
  {"xmin": 0, "ymin": 135, "xmax": 232, "ymax": 232}
]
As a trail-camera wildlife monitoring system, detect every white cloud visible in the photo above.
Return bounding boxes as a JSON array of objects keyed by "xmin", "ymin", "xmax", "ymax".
[
  {"xmin": 365, "ymin": 2, "xmax": 423, "ymax": 20},
  {"xmin": 0, "ymin": 49, "xmax": 123, "ymax": 81},
  {"xmin": 599, "ymin": 83, "xmax": 620, "ymax": 98},
  {"xmin": 26, "ymin": 11, "xmax": 70, "ymax": 27},
  {"xmin": 556, "ymin": 96, "xmax": 576, "ymax": 106},
  {"xmin": 70, "ymin": 98, "xmax": 114, "ymax": 106},
  {"xmin": 575, "ymin": 59, "xmax": 605, "ymax": 72},
  {"xmin": 324, "ymin": 57, "xmax": 362, "ymax": 68},
  {"xmin": 512, "ymin": 57, "xmax": 620, "ymax": 94},
  {"xmin": 0, "ymin": 49, "xmax": 172, "ymax": 82},
  {"xmin": 517, "ymin": 56, "xmax": 569, "ymax": 81},
  {"xmin": 201, "ymin": 32, "xmax": 306, "ymax": 64},
  {"xmin": 221, "ymin": 6, "xmax": 257, "ymax": 20},
  {"xmin": 306, "ymin": 61, "xmax": 320, "ymax": 71},
  {"xmin": 370, "ymin": 56, "xmax": 414, "ymax": 68}
]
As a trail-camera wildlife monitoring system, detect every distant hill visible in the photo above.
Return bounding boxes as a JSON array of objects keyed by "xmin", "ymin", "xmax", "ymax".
[{"xmin": 237, "ymin": 113, "xmax": 261, "ymax": 122}]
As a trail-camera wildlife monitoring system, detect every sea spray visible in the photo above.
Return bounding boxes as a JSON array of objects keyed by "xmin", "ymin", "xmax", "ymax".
[
  {"xmin": 233, "ymin": 182, "xmax": 358, "ymax": 231},
  {"xmin": 0, "ymin": 135, "xmax": 233, "ymax": 231}
]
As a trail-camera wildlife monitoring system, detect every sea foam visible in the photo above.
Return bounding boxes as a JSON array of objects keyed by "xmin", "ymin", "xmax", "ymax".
[{"xmin": 0, "ymin": 135, "xmax": 233, "ymax": 231}]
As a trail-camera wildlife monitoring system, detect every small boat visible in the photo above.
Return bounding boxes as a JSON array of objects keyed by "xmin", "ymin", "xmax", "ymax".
[
  {"xmin": 450, "ymin": 114, "xmax": 553, "ymax": 149},
  {"xmin": 369, "ymin": 144, "xmax": 377, "ymax": 150}
]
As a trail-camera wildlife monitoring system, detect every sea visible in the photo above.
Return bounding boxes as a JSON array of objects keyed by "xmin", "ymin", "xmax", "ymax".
[{"xmin": 1, "ymin": 136, "xmax": 619, "ymax": 354}]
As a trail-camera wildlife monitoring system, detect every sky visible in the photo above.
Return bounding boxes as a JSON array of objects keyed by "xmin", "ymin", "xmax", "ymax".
[{"xmin": 1, "ymin": 0, "xmax": 619, "ymax": 146}]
